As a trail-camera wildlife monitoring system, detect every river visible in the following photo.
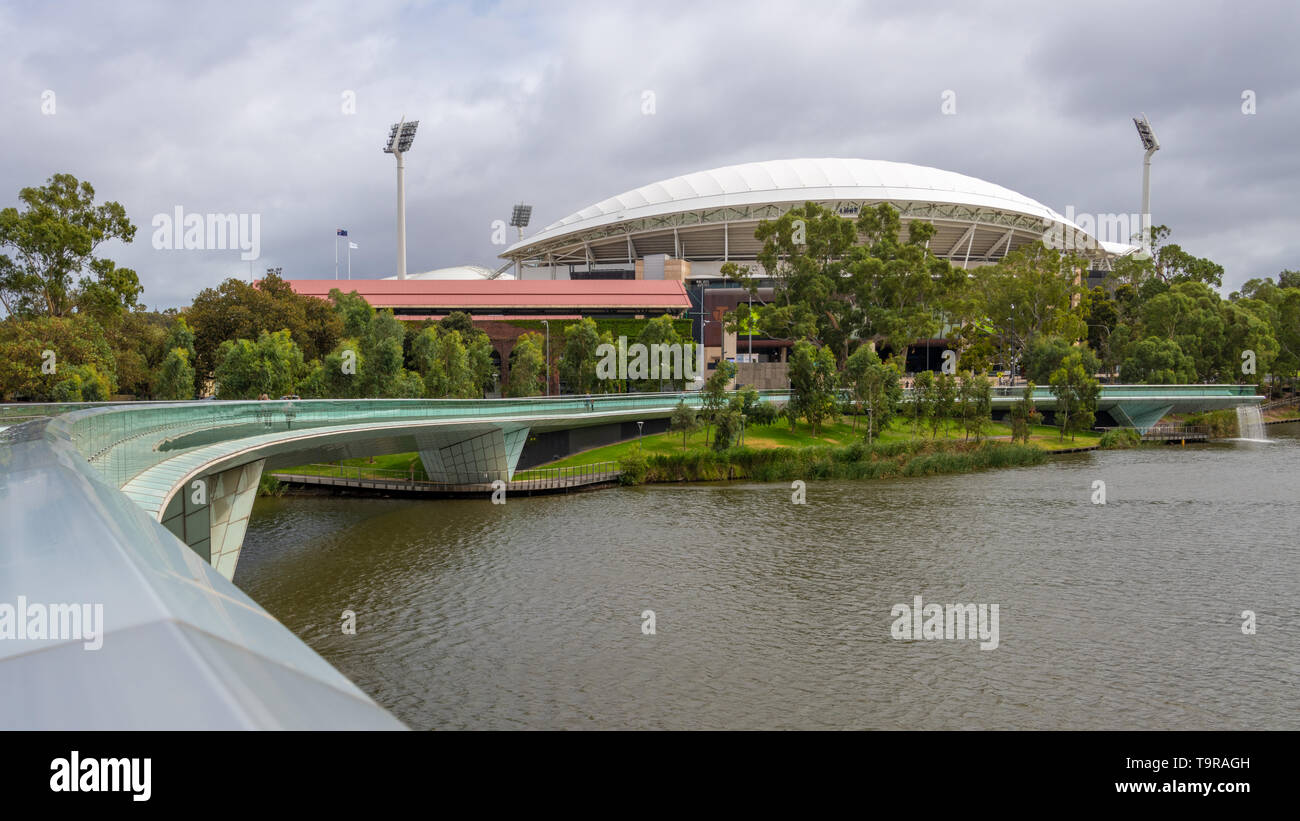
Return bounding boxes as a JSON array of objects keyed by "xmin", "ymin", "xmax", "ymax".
[{"xmin": 236, "ymin": 423, "xmax": 1300, "ymax": 730}]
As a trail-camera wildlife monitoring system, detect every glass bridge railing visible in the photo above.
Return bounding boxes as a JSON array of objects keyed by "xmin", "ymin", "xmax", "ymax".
[{"xmin": 5, "ymin": 391, "xmax": 793, "ymax": 489}]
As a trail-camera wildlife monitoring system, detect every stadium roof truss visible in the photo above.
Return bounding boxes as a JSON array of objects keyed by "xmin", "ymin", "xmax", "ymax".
[
  {"xmin": 504, "ymin": 199, "xmax": 1097, "ymax": 269},
  {"xmin": 499, "ymin": 158, "xmax": 1130, "ymax": 272}
]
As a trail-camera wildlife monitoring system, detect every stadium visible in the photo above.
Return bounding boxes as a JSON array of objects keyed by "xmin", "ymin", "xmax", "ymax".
[
  {"xmin": 499, "ymin": 157, "xmax": 1137, "ymax": 282},
  {"xmin": 293, "ymin": 157, "xmax": 1141, "ymax": 386}
]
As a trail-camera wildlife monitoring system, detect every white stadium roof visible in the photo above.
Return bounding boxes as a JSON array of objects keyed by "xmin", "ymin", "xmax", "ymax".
[
  {"xmin": 383, "ymin": 264, "xmax": 513, "ymax": 280},
  {"xmin": 502, "ymin": 158, "xmax": 1136, "ymax": 269}
]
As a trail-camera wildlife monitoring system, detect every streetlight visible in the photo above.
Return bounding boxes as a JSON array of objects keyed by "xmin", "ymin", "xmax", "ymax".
[
  {"xmin": 510, "ymin": 204, "xmax": 532, "ymax": 279},
  {"xmin": 383, "ymin": 118, "xmax": 419, "ymax": 279},
  {"xmin": 1133, "ymin": 114, "xmax": 1160, "ymax": 255},
  {"xmin": 1087, "ymin": 323, "xmax": 1113, "ymax": 381},
  {"xmin": 540, "ymin": 319, "xmax": 550, "ymax": 396}
]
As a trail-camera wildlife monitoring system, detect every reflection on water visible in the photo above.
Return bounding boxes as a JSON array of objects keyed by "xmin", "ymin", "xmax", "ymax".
[{"xmin": 237, "ymin": 423, "xmax": 1300, "ymax": 730}]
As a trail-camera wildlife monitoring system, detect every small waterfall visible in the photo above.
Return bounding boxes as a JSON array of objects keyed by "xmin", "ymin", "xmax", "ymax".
[{"xmin": 1236, "ymin": 405, "xmax": 1268, "ymax": 442}]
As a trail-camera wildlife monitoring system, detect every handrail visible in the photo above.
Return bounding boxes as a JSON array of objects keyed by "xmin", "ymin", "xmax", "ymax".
[{"xmin": 281, "ymin": 460, "xmax": 623, "ymax": 489}]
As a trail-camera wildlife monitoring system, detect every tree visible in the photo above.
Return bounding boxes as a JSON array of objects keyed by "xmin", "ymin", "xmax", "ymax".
[
  {"xmin": 931, "ymin": 371, "xmax": 957, "ymax": 439},
  {"xmin": 438, "ymin": 311, "xmax": 476, "ymax": 338},
  {"xmin": 786, "ymin": 340, "xmax": 837, "ymax": 436},
  {"xmin": 700, "ymin": 359, "xmax": 736, "ymax": 444},
  {"xmin": 713, "ymin": 407, "xmax": 744, "ymax": 452},
  {"xmin": 330, "ymin": 288, "xmax": 373, "ymax": 338},
  {"xmin": 49, "ymin": 363, "xmax": 113, "ymax": 402},
  {"xmin": 963, "ymin": 243, "xmax": 1088, "ymax": 375},
  {"xmin": 110, "ymin": 311, "xmax": 171, "ymax": 398},
  {"xmin": 1139, "ymin": 281, "xmax": 1227, "ymax": 380},
  {"xmin": 633, "ymin": 315, "xmax": 687, "ymax": 391},
  {"xmin": 213, "ymin": 329, "xmax": 303, "ymax": 399},
  {"xmin": 359, "ymin": 310, "xmax": 407, "ymax": 397},
  {"xmin": 299, "ymin": 339, "xmax": 363, "ymax": 398},
  {"xmin": 506, "ymin": 332, "xmax": 545, "ymax": 397},
  {"xmin": 0, "ymin": 174, "xmax": 138, "ymax": 318},
  {"xmin": 724, "ymin": 202, "xmax": 959, "ymax": 366},
  {"xmin": 1120, "ymin": 337, "xmax": 1197, "ymax": 384},
  {"xmin": 560, "ymin": 317, "xmax": 602, "ymax": 394},
  {"xmin": 958, "ymin": 371, "xmax": 992, "ymax": 441},
  {"xmin": 669, "ymin": 399, "xmax": 700, "ymax": 450},
  {"xmin": 844, "ymin": 343, "xmax": 877, "ymax": 432},
  {"xmin": 467, "ymin": 332, "xmax": 496, "ymax": 395},
  {"xmin": 1049, "ymin": 351, "xmax": 1100, "ymax": 441},
  {"xmin": 1023, "ymin": 336, "xmax": 1100, "ymax": 385},
  {"xmin": 1008, "ymin": 381, "xmax": 1041, "ymax": 444},
  {"xmin": 909, "ymin": 369, "xmax": 933, "ymax": 437},
  {"xmin": 860, "ymin": 355, "xmax": 901, "ymax": 444},
  {"xmin": 188, "ymin": 273, "xmax": 342, "ymax": 376},
  {"xmin": 0, "ymin": 313, "xmax": 118, "ymax": 401},
  {"xmin": 155, "ymin": 347, "xmax": 196, "ymax": 400}
]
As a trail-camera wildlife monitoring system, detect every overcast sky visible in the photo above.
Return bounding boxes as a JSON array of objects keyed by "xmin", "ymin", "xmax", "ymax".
[{"xmin": 3, "ymin": 0, "xmax": 1297, "ymax": 308}]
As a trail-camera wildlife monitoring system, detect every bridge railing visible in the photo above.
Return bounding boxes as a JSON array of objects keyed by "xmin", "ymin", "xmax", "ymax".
[
  {"xmin": 1096, "ymin": 424, "xmax": 1211, "ymax": 439},
  {"xmin": 511, "ymin": 461, "xmax": 622, "ymax": 488},
  {"xmin": 20, "ymin": 391, "xmax": 789, "ymax": 488},
  {"xmin": 279, "ymin": 460, "xmax": 622, "ymax": 489}
]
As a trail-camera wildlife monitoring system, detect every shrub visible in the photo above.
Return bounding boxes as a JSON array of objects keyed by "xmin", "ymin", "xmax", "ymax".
[{"xmin": 1099, "ymin": 428, "xmax": 1142, "ymax": 449}]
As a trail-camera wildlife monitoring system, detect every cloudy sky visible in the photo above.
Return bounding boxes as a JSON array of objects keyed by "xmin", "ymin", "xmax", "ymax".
[{"xmin": 3, "ymin": 0, "xmax": 1297, "ymax": 308}]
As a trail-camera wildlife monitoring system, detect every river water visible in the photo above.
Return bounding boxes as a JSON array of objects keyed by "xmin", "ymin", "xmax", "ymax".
[{"xmin": 237, "ymin": 423, "xmax": 1300, "ymax": 730}]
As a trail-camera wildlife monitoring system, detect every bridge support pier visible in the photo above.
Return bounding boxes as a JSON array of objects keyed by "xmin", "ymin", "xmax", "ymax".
[
  {"xmin": 1108, "ymin": 402, "xmax": 1174, "ymax": 434},
  {"xmin": 415, "ymin": 425, "xmax": 530, "ymax": 484},
  {"xmin": 160, "ymin": 459, "xmax": 265, "ymax": 581}
]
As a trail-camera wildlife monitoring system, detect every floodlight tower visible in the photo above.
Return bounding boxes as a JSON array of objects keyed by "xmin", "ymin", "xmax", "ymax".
[
  {"xmin": 384, "ymin": 118, "xmax": 420, "ymax": 279},
  {"xmin": 1133, "ymin": 114, "xmax": 1160, "ymax": 255},
  {"xmin": 509, "ymin": 203, "xmax": 532, "ymax": 278}
]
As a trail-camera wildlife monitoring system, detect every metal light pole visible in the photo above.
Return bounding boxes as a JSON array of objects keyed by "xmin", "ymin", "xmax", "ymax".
[
  {"xmin": 1133, "ymin": 114, "xmax": 1160, "ymax": 255},
  {"xmin": 510, "ymin": 204, "xmax": 532, "ymax": 279},
  {"xmin": 384, "ymin": 118, "xmax": 419, "ymax": 279},
  {"xmin": 541, "ymin": 319, "xmax": 550, "ymax": 396}
]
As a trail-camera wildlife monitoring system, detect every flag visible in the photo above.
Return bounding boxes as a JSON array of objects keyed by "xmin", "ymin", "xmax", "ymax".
[
  {"xmin": 349, "ymin": 242, "xmax": 358, "ymax": 249},
  {"xmin": 336, "ymin": 229, "xmax": 348, "ymax": 237}
]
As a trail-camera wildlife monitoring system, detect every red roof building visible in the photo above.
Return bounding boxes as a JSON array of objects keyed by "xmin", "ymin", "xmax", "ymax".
[{"xmin": 286, "ymin": 279, "xmax": 691, "ymax": 320}]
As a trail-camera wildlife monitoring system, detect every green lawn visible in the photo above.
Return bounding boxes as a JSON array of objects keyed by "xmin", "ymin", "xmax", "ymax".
[
  {"xmin": 277, "ymin": 415, "xmax": 1100, "ymax": 478},
  {"xmin": 540, "ymin": 416, "xmax": 1099, "ymax": 468}
]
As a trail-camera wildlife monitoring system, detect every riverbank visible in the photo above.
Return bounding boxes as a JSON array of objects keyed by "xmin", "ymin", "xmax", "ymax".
[
  {"xmin": 267, "ymin": 417, "xmax": 1113, "ymax": 496},
  {"xmin": 618, "ymin": 438, "xmax": 1049, "ymax": 485}
]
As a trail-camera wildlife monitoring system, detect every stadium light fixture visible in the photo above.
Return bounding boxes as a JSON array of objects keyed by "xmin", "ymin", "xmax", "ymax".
[
  {"xmin": 509, "ymin": 203, "xmax": 532, "ymax": 278},
  {"xmin": 509, "ymin": 203, "xmax": 532, "ymax": 232},
  {"xmin": 383, "ymin": 118, "xmax": 420, "ymax": 279},
  {"xmin": 1133, "ymin": 114, "xmax": 1160, "ymax": 255}
]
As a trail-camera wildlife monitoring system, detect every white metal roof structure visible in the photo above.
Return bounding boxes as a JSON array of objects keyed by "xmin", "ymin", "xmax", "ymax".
[
  {"xmin": 383, "ymin": 264, "xmax": 514, "ymax": 281},
  {"xmin": 501, "ymin": 158, "xmax": 1132, "ymax": 272}
]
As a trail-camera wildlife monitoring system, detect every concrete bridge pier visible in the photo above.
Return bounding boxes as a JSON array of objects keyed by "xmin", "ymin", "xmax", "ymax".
[
  {"xmin": 415, "ymin": 424, "xmax": 530, "ymax": 483},
  {"xmin": 1107, "ymin": 402, "xmax": 1174, "ymax": 434},
  {"xmin": 160, "ymin": 459, "xmax": 265, "ymax": 581}
]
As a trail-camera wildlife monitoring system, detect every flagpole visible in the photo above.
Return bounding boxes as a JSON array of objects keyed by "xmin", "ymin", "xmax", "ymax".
[
  {"xmin": 334, "ymin": 234, "xmax": 339, "ymax": 279},
  {"xmin": 347, "ymin": 243, "xmax": 352, "ymax": 279}
]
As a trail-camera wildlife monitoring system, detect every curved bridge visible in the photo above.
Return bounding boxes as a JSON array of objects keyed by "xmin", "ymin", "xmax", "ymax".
[{"xmin": 0, "ymin": 384, "xmax": 1258, "ymax": 729}]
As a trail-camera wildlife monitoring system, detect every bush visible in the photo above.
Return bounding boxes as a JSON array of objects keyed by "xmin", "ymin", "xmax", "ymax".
[
  {"xmin": 619, "ymin": 448, "xmax": 648, "ymax": 485},
  {"xmin": 615, "ymin": 439, "xmax": 1045, "ymax": 485},
  {"xmin": 1099, "ymin": 428, "xmax": 1142, "ymax": 449},
  {"xmin": 1184, "ymin": 409, "xmax": 1238, "ymax": 438},
  {"xmin": 257, "ymin": 474, "xmax": 286, "ymax": 497}
]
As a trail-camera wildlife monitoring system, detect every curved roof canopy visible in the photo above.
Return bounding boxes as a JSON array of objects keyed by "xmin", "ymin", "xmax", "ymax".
[
  {"xmin": 502, "ymin": 158, "xmax": 1126, "ymax": 268},
  {"xmin": 384, "ymin": 264, "xmax": 511, "ymax": 281}
]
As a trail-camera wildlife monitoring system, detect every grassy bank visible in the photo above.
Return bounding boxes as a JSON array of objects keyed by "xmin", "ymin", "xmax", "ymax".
[
  {"xmin": 618, "ymin": 438, "xmax": 1048, "ymax": 485},
  {"xmin": 271, "ymin": 415, "xmax": 1098, "ymax": 493},
  {"xmin": 542, "ymin": 416, "xmax": 1098, "ymax": 469}
]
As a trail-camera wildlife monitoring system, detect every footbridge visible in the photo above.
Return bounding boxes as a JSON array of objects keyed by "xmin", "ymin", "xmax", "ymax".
[
  {"xmin": 0, "ymin": 391, "xmax": 778, "ymax": 729},
  {"xmin": 981, "ymin": 383, "xmax": 1261, "ymax": 432},
  {"xmin": 0, "ymin": 384, "xmax": 1257, "ymax": 729}
]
